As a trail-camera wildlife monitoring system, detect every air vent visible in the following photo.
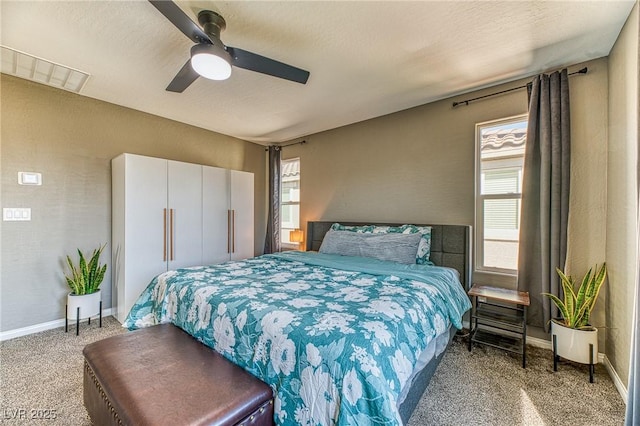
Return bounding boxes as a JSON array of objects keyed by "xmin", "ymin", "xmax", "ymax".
[{"xmin": 1, "ymin": 45, "xmax": 90, "ymax": 93}]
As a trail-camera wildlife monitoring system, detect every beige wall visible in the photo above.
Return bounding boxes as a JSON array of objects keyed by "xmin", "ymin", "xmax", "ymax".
[
  {"xmin": 606, "ymin": 1, "xmax": 639, "ymax": 388},
  {"xmin": 565, "ymin": 58, "xmax": 609, "ymax": 343},
  {"xmin": 285, "ymin": 58, "xmax": 609, "ymax": 301},
  {"xmin": 0, "ymin": 75, "xmax": 266, "ymax": 332},
  {"xmin": 284, "ymin": 80, "xmax": 518, "ymax": 228}
]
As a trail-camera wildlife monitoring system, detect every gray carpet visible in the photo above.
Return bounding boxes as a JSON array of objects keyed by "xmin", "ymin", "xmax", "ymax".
[
  {"xmin": 408, "ymin": 333, "xmax": 626, "ymax": 425},
  {"xmin": 0, "ymin": 317, "xmax": 124, "ymax": 425},
  {"xmin": 0, "ymin": 318, "xmax": 626, "ymax": 425}
]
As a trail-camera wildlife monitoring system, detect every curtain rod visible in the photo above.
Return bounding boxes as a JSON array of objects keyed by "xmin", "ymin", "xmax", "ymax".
[
  {"xmin": 264, "ymin": 140, "xmax": 306, "ymax": 151},
  {"xmin": 452, "ymin": 67, "xmax": 588, "ymax": 108}
]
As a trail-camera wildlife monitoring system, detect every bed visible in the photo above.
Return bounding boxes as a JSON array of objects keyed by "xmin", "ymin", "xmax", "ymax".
[{"xmin": 124, "ymin": 221, "xmax": 472, "ymax": 425}]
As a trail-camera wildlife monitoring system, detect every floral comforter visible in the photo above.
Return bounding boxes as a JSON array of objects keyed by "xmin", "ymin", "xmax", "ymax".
[{"xmin": 124, "ymin": 251, "xmax": 471, "ymax": 425}]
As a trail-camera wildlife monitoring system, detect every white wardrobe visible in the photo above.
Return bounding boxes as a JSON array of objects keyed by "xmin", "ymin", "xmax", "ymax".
[{"xmin": 112, "ymin": 153, "xmax": 254, "ymax": 323}]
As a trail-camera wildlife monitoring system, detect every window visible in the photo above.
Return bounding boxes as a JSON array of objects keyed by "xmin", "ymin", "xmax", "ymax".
[
  {"xmin": 475, "ymin": 115, "xmax": 527, "ymax": 274},
  {"xmin": 280, "ymin": 158, "xmax": 300, "ymax": 246}
]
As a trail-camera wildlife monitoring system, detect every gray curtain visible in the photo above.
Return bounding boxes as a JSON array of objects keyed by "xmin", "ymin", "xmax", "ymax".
[
  {"xmin": 264, "ymin": 146, "xmax": 281, "ymax": 254},
  {"xmin": 517, "ymin": 69, "xmax": 571, "ymax": 331}
]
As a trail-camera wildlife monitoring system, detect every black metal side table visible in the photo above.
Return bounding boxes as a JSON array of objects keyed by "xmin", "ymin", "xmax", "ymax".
[{"xmin": 468, "ymin": 284, "xmax": 530, "ymax": 368}]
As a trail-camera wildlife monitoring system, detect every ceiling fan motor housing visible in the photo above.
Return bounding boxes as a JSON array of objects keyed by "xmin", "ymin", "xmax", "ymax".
[{"xmin": 198, "ymin": 10, "xmax": 226, "ymax": 40}]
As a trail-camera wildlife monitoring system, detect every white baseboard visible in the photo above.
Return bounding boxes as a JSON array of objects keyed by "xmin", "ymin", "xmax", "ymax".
[
  {"xmin": 463, "ymin": 321, "xmax": 608, "ymax": 362},
  {"xmin": 524, "ymin": 335, "xmax": 551, "ymax": 350},
  {"xmin": 603, "ymin": 354, "xmax": 629, "ymax": 403},
  {"xmin": 0, "ymin": 309, "xmax": 114, "ymax": 342}
]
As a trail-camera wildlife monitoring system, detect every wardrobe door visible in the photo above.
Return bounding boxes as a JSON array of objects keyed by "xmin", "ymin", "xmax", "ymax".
[
  {"xmin": 167, "ymin": 160, "xmax": 203, "ymax": 270},
  {"xmin": 230, "ymin": 170, "xmax": 254, "ymax": 261},
  {"xmin": 202, "ymin": 166, "xmax": 231, "ymax": 265},
  {"xmin": 113, "ymin": 154, "xmax": 168, "ymax": 323}
]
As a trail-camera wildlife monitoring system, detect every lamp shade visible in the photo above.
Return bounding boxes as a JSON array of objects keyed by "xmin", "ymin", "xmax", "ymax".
[
  {"xmin": 289, "ymin": 229, "xmax": 304, "ymax": 243},
  {"xmin": 190, "ymin": 43, "xmax": 232, "ymax": 81}
]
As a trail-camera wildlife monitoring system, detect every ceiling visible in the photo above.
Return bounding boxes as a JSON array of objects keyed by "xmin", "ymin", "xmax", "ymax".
[{"xmin": 1, "ymin": 1, "xmax": 635, "ymax": 144}]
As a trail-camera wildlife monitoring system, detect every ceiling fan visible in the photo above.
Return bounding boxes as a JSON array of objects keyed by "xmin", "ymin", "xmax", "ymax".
[{"xmin": 148, "ymin": 0, "xmax": 310, "ymax": 92}]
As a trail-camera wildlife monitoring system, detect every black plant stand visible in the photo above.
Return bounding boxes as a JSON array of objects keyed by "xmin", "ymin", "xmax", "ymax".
[
  {"xmin": 553, "ymin": 334, "xmax": 595, "ymax": 383},
  {"xmin": 65, "ymin": 300, "xmax": 102, "ymax": 336}
]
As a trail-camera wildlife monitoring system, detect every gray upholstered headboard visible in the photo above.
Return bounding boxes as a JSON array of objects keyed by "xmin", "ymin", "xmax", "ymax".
[{"xmin": 305, "ymin": 221, "xmax": 472, "ymax": 290}]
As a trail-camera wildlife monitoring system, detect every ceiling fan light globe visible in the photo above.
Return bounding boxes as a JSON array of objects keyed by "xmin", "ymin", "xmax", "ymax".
[{"xmin": 190, "ymin": 44, "xmax": 232, "ymax": 81}]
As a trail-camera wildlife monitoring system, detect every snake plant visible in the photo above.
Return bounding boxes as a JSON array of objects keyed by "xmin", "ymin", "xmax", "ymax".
[
  {"xmin": 65, "ymin": 245, "xmax": 107, "ymax": 295},
  {"xmin": 542, "ymin": 263, "xmax": 607, "ymax": 329}
]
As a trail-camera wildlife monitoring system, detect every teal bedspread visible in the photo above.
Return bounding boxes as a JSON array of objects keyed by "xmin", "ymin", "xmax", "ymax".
[{"xmin": 124, "ymin": 251, "xmax": 471, "ymax": 425}]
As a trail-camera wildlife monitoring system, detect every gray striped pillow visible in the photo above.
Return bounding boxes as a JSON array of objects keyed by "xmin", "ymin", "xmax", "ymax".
[{"xmin": 319, "ymin": 230, "xmax": 421, "ymax": 264}]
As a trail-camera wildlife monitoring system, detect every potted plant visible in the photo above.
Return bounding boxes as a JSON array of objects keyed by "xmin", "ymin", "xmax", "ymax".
[
  {"xmin": 65, "ymin": 244, "xmax": 107, "ymax": 333},
  {"xmin": 542, "ymin": 263, "xmax": 606, "ymax": 382}
]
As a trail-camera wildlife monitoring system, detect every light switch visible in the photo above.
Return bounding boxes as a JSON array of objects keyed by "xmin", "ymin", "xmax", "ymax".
[
  {"xmin": 3, "ymin": 208, "xmax": 31, "ymax": 221},
  {"xmin": 18, "ymin": 172, "xmax": 42, "ymax": 185}
]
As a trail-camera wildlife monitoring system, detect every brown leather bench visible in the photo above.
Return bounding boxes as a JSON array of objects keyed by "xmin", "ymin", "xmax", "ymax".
[{"xmin": 83, "ymin": 324, "xmax": 274, "ymax": 426}]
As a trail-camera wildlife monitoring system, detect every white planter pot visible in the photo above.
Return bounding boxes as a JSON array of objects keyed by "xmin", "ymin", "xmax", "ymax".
[
  {"xmin": 551, "ymin": 319, "xmax": 598, "ymax": 364},
  {"xmin": 67, "ymin": 290, "xmax": 101, "ymax": 320}
]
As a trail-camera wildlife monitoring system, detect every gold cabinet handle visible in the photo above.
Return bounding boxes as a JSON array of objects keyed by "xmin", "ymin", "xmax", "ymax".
[
  {"xmin": 163, "ymin": 208, "xmax": 167, "ymax": 261},
  {"xmin": 227, "ymin": 210, "xmax": 231, "ymax": 254},
  {"xmin": 170, "ymin": 208, "xmax": 174, "ymax": 261},
  {"xmin": 232, "ymin": 210, "xmax": 236, "ymax": 254}
]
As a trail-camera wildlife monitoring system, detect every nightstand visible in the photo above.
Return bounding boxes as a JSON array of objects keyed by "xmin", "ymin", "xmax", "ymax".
[{"xmin": 468, "ymin": 284, "xmax": 530, "ymax": 368}]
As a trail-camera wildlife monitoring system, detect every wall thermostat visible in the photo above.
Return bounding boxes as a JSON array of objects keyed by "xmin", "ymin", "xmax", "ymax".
[{"xmin": 18, "ymin": 172, "xmax": 42, "ymax": 185}]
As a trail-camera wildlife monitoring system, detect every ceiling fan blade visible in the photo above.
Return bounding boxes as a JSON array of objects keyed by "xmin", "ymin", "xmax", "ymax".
[
  {"xmin": 227, "ymin": 47, "xmax": 310, "ymax": 84},
  {"xmin": 166, "ymin": 60, "xmax": 199, "ymax": 93},
  {"xmin": 148, "ymin": 0, "xmax": 212, "ymax": 45}
]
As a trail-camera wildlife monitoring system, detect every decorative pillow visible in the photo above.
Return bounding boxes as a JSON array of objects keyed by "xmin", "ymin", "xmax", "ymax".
[
  {"xmin": 330, "ymin": 223, "xmax": 375, "ymax": 233},
  {"xmin": 329, "ymin": 223, "xmax": 432, "ymax": 264},
  {"xmin": 319, "ymin": 230, "xmax": 422, "ymax": 265},
  {"xmin": 373, "ymin": 225, "xmax": 432, "ymax": 265}
]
